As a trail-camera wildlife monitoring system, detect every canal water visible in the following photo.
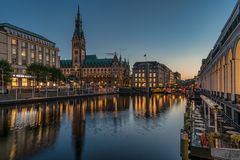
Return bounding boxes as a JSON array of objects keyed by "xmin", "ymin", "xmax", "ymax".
[{"xmin": 0, "ymin": 94, "xmax": 186, "ymax": 160}]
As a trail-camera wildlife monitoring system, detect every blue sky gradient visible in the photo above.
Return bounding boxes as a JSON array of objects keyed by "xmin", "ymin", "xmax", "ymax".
[{"xmin": 0, "ymin": 0, "xmax": 237, "ymax": 79}]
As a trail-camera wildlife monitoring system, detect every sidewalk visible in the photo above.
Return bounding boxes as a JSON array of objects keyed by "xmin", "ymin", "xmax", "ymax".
[{"xmin": 0, "ymin": 90, "xmax": 118, "ymax": 106}]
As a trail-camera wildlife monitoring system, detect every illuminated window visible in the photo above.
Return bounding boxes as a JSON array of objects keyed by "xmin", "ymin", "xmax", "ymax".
[
  {"xmin": 22, "ymin": 78, "xmax": 27, "ymax": 87},
  {"xmin": 31, "ymin": 52, "xmax": 35, "ymax": 58},
  {"xmin": 46, "ymin": 54, "xmax": 49, "ymax": 61},
  {"xmin": 12, "ymin": 48, "xmax": 17, "ymax": 54},
  {"xmin": 22, "ymin": 69, "xmax": 26, "ymax": 74},
  {"xmin": 53, "ymin": 57, "xmax": 55, "ymax": 63},
  {"xmin": 22, "ymin": 42, "xmax": 26, "ymax": 48},
  {"xmin": 11, "ymin": 39, "xmax": 17, "ymax": 45},
  {"xmin": 39, "ymin": 54, "xmax": 42, "ymax": 60},
  {"xmin": 12, "ymin": 78, "xmax": 18, "ymax": 87},
  {"xmin": 153, "ymin": 73, "xmax": 156, "ymax": 77},
  {"xmin": 31, "ymin": 44, "xmax": 35, "ymax": 50},
  {"xmin": 30, "ymin": 80, "xmax": 34, "ymax": 86},
  {"xmin": 21, "ymin": 50, "xmax": 26, "ymax": 57}
]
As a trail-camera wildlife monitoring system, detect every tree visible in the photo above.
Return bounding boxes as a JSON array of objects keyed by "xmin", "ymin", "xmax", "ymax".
[
  {"xmin": 27, "ymin": 63, "xmax": 65, "ymax": 86},
  {"xmin": 49, "ymin": 67, "xmax": 65, "ymax": 82},
  {"xmin": 26, "ymin": 63, "xmax": 44, "ymax": 83},
  {"xmin": 0, "ymin": 60, "xmax": 13, "ymax": 87}
]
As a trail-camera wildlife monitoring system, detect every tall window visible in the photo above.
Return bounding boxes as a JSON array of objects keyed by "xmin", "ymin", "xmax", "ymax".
[
  {"xmin": 31, "ymin": 44, "xmax": 35, "ymax": 50},
  {"xmin": 39, "ymin": 53, "xmax": 42, "ymax": 63},
  {"xmin": 46, "ymin": 54, "xmax": 49, "ymax": 65},
  {"xmin": 22, "ymin": 78, "xmax": 27, "ymax": 87},
  {"xmin": 12, "ymin": 48, "xmax": 17, "ymax": 64},
  {"xmin": 11, "ymin": 39, "xmax": 17, "ymax": 45},
  {"xmin": 22, "ymin": 41, "xmax": 26, "ymax": 48},
  {"xmin": 21, "ymin": 49, "xmax": 27, "ymax": 65},
  {"xmin": 12, "ymin": 78, "xmax": 18, "ymax": 87}
]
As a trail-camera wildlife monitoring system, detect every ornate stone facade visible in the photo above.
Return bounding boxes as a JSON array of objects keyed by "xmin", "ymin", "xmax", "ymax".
[{"xmin": 61, "ymin": 6, "xmax": 130, "ymax": 88}]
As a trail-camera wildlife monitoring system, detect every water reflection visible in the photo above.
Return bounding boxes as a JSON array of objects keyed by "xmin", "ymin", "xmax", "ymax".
[
  {"xmin": 0, "ymin": 94, "xmax": 185, "ymax": 160},
  {"xmin": 133, "ymin": 94, "xmax": 183, "ymax": 118}
]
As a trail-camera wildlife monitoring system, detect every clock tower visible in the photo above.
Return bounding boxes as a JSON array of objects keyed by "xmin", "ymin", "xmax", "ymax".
[{"xmin": 72, "ymin": 5, "xmax": 86, "ymax": 67}]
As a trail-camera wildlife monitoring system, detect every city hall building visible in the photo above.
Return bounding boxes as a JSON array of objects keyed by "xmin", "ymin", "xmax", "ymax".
[
  {"xmin": 60, "ymin": 6, "xmax": 130, "ymax": 88},
  {"xmin": 0, "ymin": 23, "xmax": 60, "ymax": 88}
]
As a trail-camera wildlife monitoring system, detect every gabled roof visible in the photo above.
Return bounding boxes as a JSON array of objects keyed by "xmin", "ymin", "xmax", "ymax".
[
  {"xmin": 133, "ymin": 61, "xmax": 160, "ymax": 67},
  {"xmin": 60, "ymin": 60, "xmax": 72, "ymax": 68},
  {"xmin": 0, "ymin": 23, "xmax": 55, "ymax": 44},
  {"xmin": 83, "ymin": 55, "xmax": 112, "ymax": 66}
]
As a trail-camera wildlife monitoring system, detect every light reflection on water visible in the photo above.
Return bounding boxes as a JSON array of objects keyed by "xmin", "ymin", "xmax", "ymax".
[{"xmin": 0, "ymin": 94, "xmax": 186, "ymax": 160}]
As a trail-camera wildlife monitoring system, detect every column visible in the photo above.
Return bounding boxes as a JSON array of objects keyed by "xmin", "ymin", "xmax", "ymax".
[
  {"xmin": 35, "ymin": 45, "xmax": 39, "ymax": 62},
  {"xmin": 231, "ymin": 108, "xmax": 235, "ymax": 123},
  {"xmin": 7, "ymin": 37, "xmax": 12, "ymax": 63},
  {"xmin": 43, "ymin": 47, "xmax": 46, "ymax": 65},
  {"xmin": 17, "ymin": 39, "xmax": 22, "ymax": 66},
  {"xmin": 231, "ymin": 60, "xmax": 236, "ymax": 102},
  {"xmin": 218, "ymin": 67, "xmax": 221, "ymax": 97},
  {"xmin": 27, "ymin": 42, "xmax": 31, "ymax": 64},
  {"xmin": 234, "ymin": 59, "xmax": 240, "ymax": 103},
  {"xmin": 50, "ymin": 50, "xmax": 53, "ymax": 66},
  {"xmin": 204, "ymin": 101, "xmax": 206, "ymax": 120},
  {"xmin": 208, "ymin": 106, "xmax": 211, "ymax": 127},
  {"xmin": 221, "ymin": 64, "xmax": 225, "ymax": 98},
  {"xmin": 224, "ymin": 65, "xmax": 228, "ymax": 99},
  {"xmin": 227, "ymin": 62, "xmax": 232, "ymax": 100},
  {"xmin": 210, "ymin": 67, "xmax": 213, "ymax": 95},
  {"xmin": 214, "ymin": 108, "xmax": 218, "ymax": 133}
]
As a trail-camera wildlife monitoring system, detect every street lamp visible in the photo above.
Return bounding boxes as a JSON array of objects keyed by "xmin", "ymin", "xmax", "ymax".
[{"xmin": 0, "ymin": 68, "xmax": 4, "ymax": 95}]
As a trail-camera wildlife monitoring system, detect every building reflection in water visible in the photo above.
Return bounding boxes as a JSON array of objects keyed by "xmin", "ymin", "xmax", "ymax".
[
  {"xmin": 0, "ymin": 94, "xmax": 184, "ymax": 160},
  {"xmin": 0, "ymin": 102, "xmax": 61, "ymax": 160},
  {"xmin": 133, "ymin": 94, "xmax": 184, "ymax": 118}
]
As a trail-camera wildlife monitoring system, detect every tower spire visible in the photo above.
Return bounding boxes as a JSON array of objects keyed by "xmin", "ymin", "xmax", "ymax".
[
  {"xmin": 77, "ymin": 4, "xmax": 80, "ymax": 20},
  {"xmin": 74, "ymin": 4, "xmax": 83, "ymax": 37}
]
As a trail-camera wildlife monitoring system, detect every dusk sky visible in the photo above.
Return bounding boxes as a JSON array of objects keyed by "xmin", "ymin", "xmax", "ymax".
[{"xmin": 0, "ymin": 0, "xmax": 237, "ymax": 79}]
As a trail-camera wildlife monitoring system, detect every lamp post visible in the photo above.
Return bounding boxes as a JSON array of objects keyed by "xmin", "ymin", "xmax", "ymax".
[
  {"xmin": 57, "ymin": 78, "xmax": 59, "ymax": 97},
  {"xmin": 0, "ymin": 69, "xmax": 3, "ymax": 95},
  {"xmin": 46, "ymin": 75, "xmax": 48, "ymax": 98},
  {"xmin": 32, "ymin": 76, "xmax": 35, "ymax": 98}
]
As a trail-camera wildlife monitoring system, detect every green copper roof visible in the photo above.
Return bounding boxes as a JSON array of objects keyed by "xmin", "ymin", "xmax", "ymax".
[
  {"xmin": 60, "ymin": 60, "xmax": 72, "ymax": 68},
  {"xmin": 0, "ymin": 23, "xmax": 55, "ymax": 44},
  {"xmin": 83, "ymin": 55, "xmax": 112, "ymax": 66}
]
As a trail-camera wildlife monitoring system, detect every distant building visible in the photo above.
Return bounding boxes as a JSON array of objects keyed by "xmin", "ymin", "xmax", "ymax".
[
  {"xmin": 0, "ymin": 23, "xmax": 60, "ymax": 88},
  {"xmin": 173, "ymin": 72, "xmax": 181, "ymax": 83},
  {"xmin": 132, "ymin": 61, "xmax": 167, "ymax": 88},
  {"xmin": 60, "ymin": 6, "xmax": 130, "ymax": 88}
]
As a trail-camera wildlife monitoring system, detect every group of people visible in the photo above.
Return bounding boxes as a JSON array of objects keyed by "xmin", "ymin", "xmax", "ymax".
[{"xmin": 200, "ymin": 131, "xmax": 209, "ymax": 147}]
